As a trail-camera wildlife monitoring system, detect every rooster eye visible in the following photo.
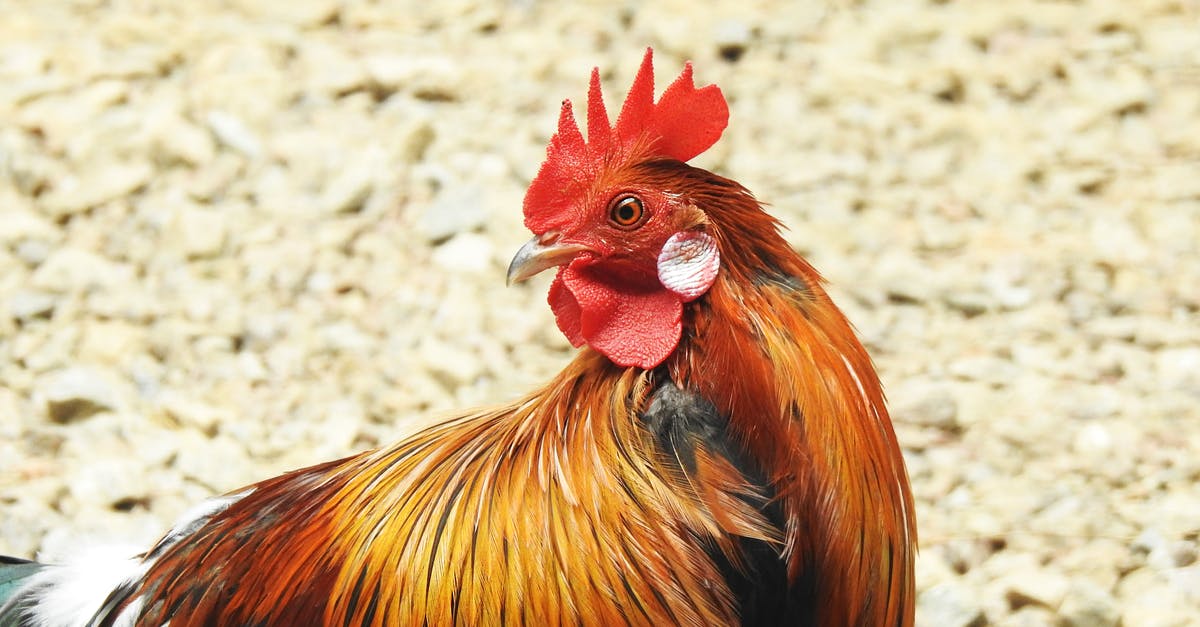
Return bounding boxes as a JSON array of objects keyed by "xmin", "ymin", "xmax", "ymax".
[{"xmin": 609, "ymin": 195, "xmax": 646, "ymax": 229}]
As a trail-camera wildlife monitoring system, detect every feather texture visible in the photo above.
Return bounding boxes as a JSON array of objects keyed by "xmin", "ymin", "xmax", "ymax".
[
  {"xmin": 662, "ymin": 161, "xmax": 917, "ymax": 625},
  {"xmin": 87, "ymin": 356, "xmax": 779, "ymax": 625},
  {"xmin": 88, "ymin": 162, "xmax": 912, "ymax": 625}
]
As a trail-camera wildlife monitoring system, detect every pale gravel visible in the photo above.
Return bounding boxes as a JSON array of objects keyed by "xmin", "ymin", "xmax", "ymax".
[{"xmin": 1, "ymin": 1, "xmax": 1199, "ymax": 624}]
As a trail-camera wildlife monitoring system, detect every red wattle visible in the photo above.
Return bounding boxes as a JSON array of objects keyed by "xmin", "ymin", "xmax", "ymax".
[
  {"xmin": 549, "ymin": 265, "xmax": 682, "ymax": 369},
  {"xmin": 548, "ymin": 271, "xmax": 585, "ymax": 347}
]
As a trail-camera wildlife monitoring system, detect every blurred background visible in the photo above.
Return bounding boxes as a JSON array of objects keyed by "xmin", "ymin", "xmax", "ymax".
[{"xmin": 1, "ymin": 0, "xmax": 1198, "ymax": 624}]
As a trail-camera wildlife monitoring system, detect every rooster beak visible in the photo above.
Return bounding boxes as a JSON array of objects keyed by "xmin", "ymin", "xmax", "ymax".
[{"xmin": 506, "ymin": 234, "xmax": 590, "ymax": 286}]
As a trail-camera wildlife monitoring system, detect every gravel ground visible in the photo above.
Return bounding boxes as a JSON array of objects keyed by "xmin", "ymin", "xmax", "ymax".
[{"xmin": 2, "ymin": 1, "xmax": 1199, "ymax": 624}]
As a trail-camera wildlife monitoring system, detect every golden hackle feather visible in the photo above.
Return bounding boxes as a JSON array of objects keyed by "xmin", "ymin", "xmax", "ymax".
[
  {"xmin": 322, "ymin": 356, "xmax": 780, "ymax": 625},
  {"xmin": 110, "ymin": 161, "xmax": 914, "ymax": 626},
  {"xmin": 117, "ymin": 351, "xmax": 780, "ymax": 625},
  {"xmin": 661, "ymin": 161, "xmax": 917, "ymax": 625}
]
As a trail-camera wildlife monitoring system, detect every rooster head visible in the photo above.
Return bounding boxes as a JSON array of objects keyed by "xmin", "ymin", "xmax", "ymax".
[{"xmin": 507, "ymin": 48, "xmax": 729, "ymax": 369}]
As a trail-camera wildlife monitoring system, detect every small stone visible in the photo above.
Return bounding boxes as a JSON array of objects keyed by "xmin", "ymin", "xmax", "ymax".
[
  {"xmin": 917, "ymin": 581, "xmax": 987, "ymax": 627},
  {"xmin": 30, "ymin": 248, "xmax": 134, "ymax": 292},
  {"xmin": 65, "ymin": 457, "xmax": 148, "ymax": 512},
  {"xmin": 14, "ymin": 239, "xmax": 52, "ymax": 266},
  {"xmin": 364, "ymin": 54, "xmax": 461, "ymax": 100},
  {"xmin": 1168, "ymin": 542, "xmax": 1198, "ymax": 569},
  {"xmin": 183, "ymin": 153, "xmax": 245, "ymax": 201},
  {"xmin": 945, "ymin": 291, "xmax": 991, "ymax": 316},
  {"xmin": 233, "ymin": 0, "xmax": 340, "ymax": 26},
  {"xmin": 39, "ymin": 161, "xmax": 153, "ymax": 217},
  {"xmin": 1156, "ymin": 347, "xmax": 1200, "ymax": 391},
  {"xmin": 234, "ymin": 351, "xmax": 268, "ymax": 382},
  {"xmin": 999, "ymin": 566, "xmax": 1070, "ymax": 609},
  {"xmin": 948, "ymin": 355, "xmax": 1020, "ymax": 385},
  {"xmin": 167, "ymin": 206, "xmax": 228, "ymax": 258},
  {"xmin": 419, "ymin": 337, "xmax": 485, "ymax": 389},
  {"xmin": 206, "ymin": 110, "xmax": 261, "ymax": 157},
  {"xmin": 917, "ymin": 214, "xmax": 967, "ymax": 251},
  {"xmin": 1072, "ymin": 422, "xmax": 1113, "ymax": 456},
  {"xmin": 417, "ymin": 185, "xmax": 488, "ymax": 243},
  {"xmin": 171, "ymin": 431, "xmax": 254, "ymax": 492},
  {"xmin": 242, "ymin": 311, "xmax": 285, "ymax": 348},
  {"xmin": 310, "ymin": 399, "xmax": 365, "ymax": 458},
  {"xmin": 892, "ymin": 382, "xmax": 960, "ymax": 431},
  {"xmin": 397, "ymin": 117, "xmax": 436, "ymax": 163},
  {"xmin": 1153, "ymin": 492, "xmax": 1200, "ymax": 540},
  {"xmin": 936, "ymin": 535, "xmax": 993, "ymax": 576},
  {"xmin": 300, "ymin": 42, "xmax": 369, "ymax": 96},
  {"xmin": 1055, "ymin": 540, "xmax": 1127, "ymax": 591},
  {"xmin": 1097, "ymin": 66, "xmax": 1154, "ymax": 116},
  {"xmin": 879, "ymin": 254, "xmax": 937, "ymax": 304},
  {"xmin": 431, "ymin": 232, "xmax": 495, "ymax": 274},
  {"xmin": 318, "ymin": 147, "xmax": 385, "ymax": 215},
  {"xmin": 1140, "ymin": 528, "xmax": 1199, "ymax": 571},
  {"xmin": 981, "ymin": 267, "xmax": 1032, "ymax": 310},
  {"xmin": 916, "ymin": 550, "xmax": 959, "ymax": 590},
  {"xmin": 37, "ymin": 366, "xmax": 120, "ymax": 423},
  {"xmin": 906, "ymin": 146, "xmax": 955, "ymax": 183},
  {"xmin": 158, "ymin": 391, "xmax": 233, "ymax": 435},
  {"xmin": 1059, "ymin": 580, "xmax": 1120, "ymax": 627},
  {"xmin": 9, "ymin": 289, "xmax": 57, "ymax": 322},
  {"xmin": 0, "ymin": 208, "xmax": 59, "ymax": 245},
  {"xmin": 0, "ymin": 498, "xmax": 59, "ymax": 558},
  {"xmin": 1117, "ymin": 567, "xmax": 1194, "ymax": 627},
  {"xmin": 1090, "ymin": 215, "xmax": 1149, "ymax": 266},
  {"xmin": 642, "ymin": 7, "xmax": 696, "ymax": 57},
  {"xmin": 714, "ymin": 19, "xmax": 753, "ymax": 61},
  {"xmin": 1068, "ymin": 384, "xmax": 1121, "ymax": 421},
  {"xmin": 317, "ymin": 321, "xmax": 372, "ymax": 353},
  {"xmin": 1005, "ymin": 606, "xmax": 1059, "ymax": 627},
  {"xmin": 153, "ymin": 114, "xmax": 216, "ymax": 166},
  {"xmin": 1165, "ymin": 564, "xmax": 1200, "ymax": 605}
]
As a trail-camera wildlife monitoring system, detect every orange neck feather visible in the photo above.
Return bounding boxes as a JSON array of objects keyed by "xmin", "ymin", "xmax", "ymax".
[{"xmin": 669, "ymin": 167, "xmax": 916, "ymax": 625}]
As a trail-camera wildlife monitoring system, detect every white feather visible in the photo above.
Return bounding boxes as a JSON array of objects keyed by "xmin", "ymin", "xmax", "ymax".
[
  {"xmin": 9, "ymin": 544, "xmax": 146, "ymax": 627},
  {"xmin": 4, "ymin": 490, "xmax": 251, "ymax": 626}
]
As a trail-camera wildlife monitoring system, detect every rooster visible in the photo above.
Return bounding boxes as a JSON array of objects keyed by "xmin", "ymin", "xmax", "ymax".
[{"xmin": 0, "ymin": 49, "xmax": 915, "ymax": 626}]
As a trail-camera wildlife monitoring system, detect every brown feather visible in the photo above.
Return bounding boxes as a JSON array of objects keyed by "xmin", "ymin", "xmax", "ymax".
[
  {"xmin": 113, "ymin": 356, "xmax": 773, "ymax": 625},
  {"xmin": 660, "ymin": 160, "xmax": 917, "ymax": 625},
  {"xmin": 106, "ymin": 160, "xmax": 913, "ymax": 627}
]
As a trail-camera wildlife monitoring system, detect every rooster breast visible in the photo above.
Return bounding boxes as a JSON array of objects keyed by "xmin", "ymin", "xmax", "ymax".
[{"xmin": 29, "ymin": 361, "xmax": 791, "ymax": 626}]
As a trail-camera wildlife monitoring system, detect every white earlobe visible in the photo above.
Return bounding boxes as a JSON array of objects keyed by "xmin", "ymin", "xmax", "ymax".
[{"xmin": 657, "ymin": 231, "xmax": 720, "ymax": 301}]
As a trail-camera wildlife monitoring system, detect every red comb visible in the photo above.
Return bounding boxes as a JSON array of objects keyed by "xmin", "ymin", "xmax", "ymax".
[{"xmin": 523, "ymin": 48, "xmax": 729, "ymax": 232}]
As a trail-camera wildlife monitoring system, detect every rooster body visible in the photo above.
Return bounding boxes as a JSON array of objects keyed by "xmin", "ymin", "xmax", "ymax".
[{"xmin": 0, "ymin": 51, "xmax": 914, "ymax": 626}]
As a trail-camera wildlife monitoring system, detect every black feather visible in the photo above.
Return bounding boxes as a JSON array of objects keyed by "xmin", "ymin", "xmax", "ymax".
[
  {"xmin": 639, "ymin": 382, "xmax": 797, "ymax": 625},
  {"xmin": 0, "ymin": 555, "xmax": 45, "ymax": 627}
]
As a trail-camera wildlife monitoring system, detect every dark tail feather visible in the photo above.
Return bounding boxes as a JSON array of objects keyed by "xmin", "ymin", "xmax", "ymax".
[{"xmin": 0, "ymin": 556, "xmax": 44, "ymax": 627}]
